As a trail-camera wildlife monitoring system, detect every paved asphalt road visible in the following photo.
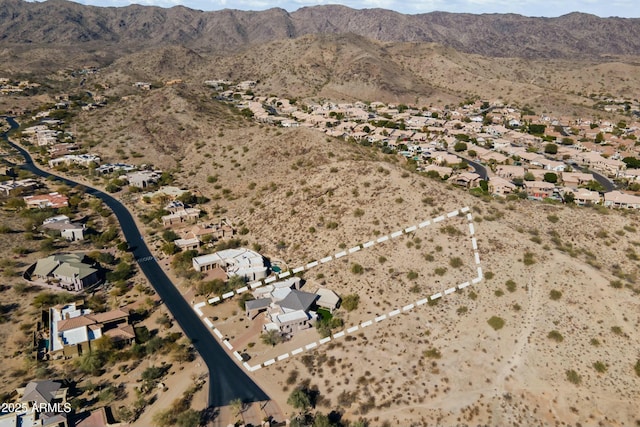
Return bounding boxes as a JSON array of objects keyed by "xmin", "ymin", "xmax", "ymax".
[
  {"xmin": 573, "ymin": 164, "xmax": 615, "ymax": 192},
  {"xmin": 464, "ymin": 158, "xmax": 489, "ymax": 180},
  {"xmin": 2, "ymin": 117, "xmax": 270, "ymax": 408}
]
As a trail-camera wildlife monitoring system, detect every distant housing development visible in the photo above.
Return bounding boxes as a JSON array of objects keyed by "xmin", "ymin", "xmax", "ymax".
[{"xmin": 210, "ymin": 79, "xmax": 640, "ymax": 209}]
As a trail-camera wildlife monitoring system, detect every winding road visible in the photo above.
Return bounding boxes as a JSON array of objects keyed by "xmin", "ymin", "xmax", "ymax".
[{"xmin": 1, "ymin": 117, "xmax": 270, "ymax": 408}]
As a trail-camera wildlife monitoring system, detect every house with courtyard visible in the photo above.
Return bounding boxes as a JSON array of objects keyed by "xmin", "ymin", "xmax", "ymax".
[
  {"xmin": 246, "ymin": 279, "xmax": 341, "ymax": 337},
  {"xmin": 192, "ymin": 248, "xmax": 268, "ymax": 281},
  {"xmin": 24, "ymin": 192, "xmax": 69, "ymax": 209},
  {"xmin": 49, "ymin": 302, "xmax": 133, "ymax": 358},
  {"xmin": 125, "ymin": 170, "xmax": 162, "ymax": 188}
]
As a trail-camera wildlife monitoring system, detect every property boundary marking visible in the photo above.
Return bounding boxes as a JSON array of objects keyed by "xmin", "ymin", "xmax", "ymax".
[{"xmin": 192, "ymin": 206, "xmax": 483, "ymax": 371}]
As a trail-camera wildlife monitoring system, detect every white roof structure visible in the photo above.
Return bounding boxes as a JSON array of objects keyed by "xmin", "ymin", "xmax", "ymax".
[
  {"xmin": 192, "ymin": 248, "xmax": 268, "ymax": 280},
  {"xmin": 43, "ymin": 214, "xmax": 69, "ymax": 225},
  {"xmin": 252, "ymin": 277, "xmax": 301, "ymax": 299},
  {"xmin": 276, "ymin": 310, "xmax": 309, "ymax": 324},
  {"xmin": 50, "ymin": 303, "xmax": 95, "ymax": 351},
  {"xmin": 271, "ymin": 287, "xmax": 292, "ymax": 301},
  {"xmin": 315, "ymin": 288, "xmax": 341, "ymax": 310}
]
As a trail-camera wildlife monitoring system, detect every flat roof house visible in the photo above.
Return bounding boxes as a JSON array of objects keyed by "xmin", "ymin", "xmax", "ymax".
[
  {"xmin": 315, "ymin": 288, "xmax": 341, "ymax": 312},
  {"xmin": 126, "ymin": 170, "xmax": 162, "ymax": 188},
  {"xmin": 192, "ymin": 248, "xmax": 268, "ymax": 282},
  {"xmin": 161, "ymin": 207, "xmax": 201, "ymax": 227}
]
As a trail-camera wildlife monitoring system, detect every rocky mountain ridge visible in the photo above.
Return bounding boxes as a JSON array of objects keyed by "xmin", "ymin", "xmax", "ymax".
[{"xmin": 1, "ymin": 0, "xmax": 639, "ymax": 58}]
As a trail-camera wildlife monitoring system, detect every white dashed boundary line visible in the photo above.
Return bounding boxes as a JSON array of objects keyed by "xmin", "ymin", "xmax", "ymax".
[{"xmin": 192, "ymin": 205, "xmax": 483, "ymax": 371}]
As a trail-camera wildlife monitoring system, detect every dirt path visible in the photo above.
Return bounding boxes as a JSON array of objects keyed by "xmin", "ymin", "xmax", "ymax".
[{"xmin": 494, "ymin": 271, "xmax": 541, "ymax": 391}]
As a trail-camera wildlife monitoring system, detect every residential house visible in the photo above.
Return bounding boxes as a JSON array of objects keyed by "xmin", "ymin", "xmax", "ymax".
[
  {"xmin": 524, "ymin": 181, "xmax": 556, "ymax": 200},
  {"xmin": 0, "ymin": 178, "xmax": 38, "ymax": 196},
  {"xmin": 48, "ymin": 143, "xmax": 78, "ymax": 158},
  {"xmin": 24, "ymin": 192, "xmax": 69, "ymax": 209},
  {"xmin": 141, "ymin": 186, "xmax": 188, "ymax": 201},
  {"xmin": 315, "ymin": 288, "xmax": 341, "ymax": 312},
  {"xmin": 249, "ymin": 286, "xmax": 320, "ymax": 337},
  {"xmin": 575, "ymin": 151, "xmax": 626, "ymax": 177},
  {"xmin": 0, "ymin": 380, "xmax": 70, "ymax": 427},
  {"xmin": 161, "ymin": 207, "xmax": 201, "ymax": 227},
  {"xmin": 563, "ymin": 188, "xmax": 602, "ymax": 206},
  {"xmin": 31, "ymin": 254, "xmax": 101, "ymax": 292},
  {"xmin": 184, "ymin": 220, "xmax": 235, "ymax": 242},
  {"xmin": 622, "ymin": 169, "xmax": 640, "ymax": 181},
  {"xmin": 422, "ymin": 164, "xmax": 452, "ymax": 178},
  {"xmin": 538, "ymin": 158, "xmax": 566, "ymax": 172},
  {"xmin": 126, "ymin": 170, "xmax": 162, "ymax": 188},
  {"xmin": 192, "ymin": 248, "xmax": 268, "ymax": 281},
  {"xmin": 96, "ymin": 163, "xmax": 137, "ymax": 175},
  {"xmin": 42, "ymin": 218, "xmax": 85, "ymax": 241},
  {"xmin": 604, "ymin": 191, "xmax": 640, "ymax": 209},
  {"xmin": 518, "ymin": 151, "xmax": 546, "ymax": 166},
  {"xmin": 432, "ymin": 151, "xmax": 462, "ymax": 166},
  {"xmin": 489, "ymin": 176, "xmax": 516, "ymax": 197},
  {"xmin": 133, "ymin": 82, "xmax": 151, "ymax": 90},
  {"xmin": 528, "ymin": 168, "xmax": 552, "ymax": 181},
  {"xmin": 561, "ymin": 172, "xmax": 595, "ymax": 187},
  {"xmin": 448, "ymin": 172, "xmax": 482, "ymax": 189},
  {"xmin": 478, "ymin": 151, "xmax": 508, "ymax": 164},
  {"xmin": 49, "ymin": 302, "xmax": 133, "ymax": 357},
  {"xmin": 174, "ymin": 238, "xmax": 200, "ymax": 251},
  {"xmin": 495, "ymin": 165, "xmax": 525, "ymax": 180},
  {"xmin": 48, "ymin": 154, "xmax": 100, "ymax": 168}
]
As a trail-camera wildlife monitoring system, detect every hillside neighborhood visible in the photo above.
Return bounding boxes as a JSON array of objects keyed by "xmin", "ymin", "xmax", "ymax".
[
  {"xmin": 208, "ymin": 79, "xmax": 640, "ymax": 207},
  {"xmin": 2, "ymin": 63, "xmax": 640, "ymax": 426}
]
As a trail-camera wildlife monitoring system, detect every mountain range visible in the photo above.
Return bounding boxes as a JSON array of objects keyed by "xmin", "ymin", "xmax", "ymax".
[{"xmin": 1, "ymin": 0, "xmax": 640, "ymax": 59}]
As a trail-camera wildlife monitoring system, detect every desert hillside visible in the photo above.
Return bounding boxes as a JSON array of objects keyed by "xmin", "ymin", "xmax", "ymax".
[{"xmin": 63, "ymin": 81, "xmax": 640, "ymax": 425}]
